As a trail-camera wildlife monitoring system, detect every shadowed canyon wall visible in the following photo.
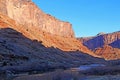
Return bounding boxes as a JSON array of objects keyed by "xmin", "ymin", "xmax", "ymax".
[{"xmin": 78, "ymin": 31, "xmax": 120, "ymax": 60}]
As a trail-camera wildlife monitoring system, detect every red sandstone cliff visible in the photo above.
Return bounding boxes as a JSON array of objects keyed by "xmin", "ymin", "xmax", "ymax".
[
  {"xmin": 0, "ymin": 0, "xmax": 74, "ymax": 37},
  {"xmin": 0, "ymin": 4, "xmax": 103, "ymax": 71},
  {"xmin": 0, "ymin": 0, "xmax": 98, "ymax": 57},
  {"xmin": 78, "ymin": 31, "xmax": 120, "ymax": 60},
  {"xmin": 95, "ymin": 45, "xmax": 120, "ymax": 60},
  {"xmin": 0, "ymin": 12, "xmax": 98, "ymax": 57},
  {"xmin": 78, "ymin": 31, "xmax": 120, "ymax": 50}
]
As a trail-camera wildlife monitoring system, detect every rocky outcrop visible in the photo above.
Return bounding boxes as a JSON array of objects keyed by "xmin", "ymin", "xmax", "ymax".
[
  {"xmin": 110, "ymin": 39, "xmax": 120, "ymax": 48},
  {"xmin": 0, "ymin": 0, "xmax": 97, "ymax": 57},
  {"xmin": 0, "ymin": 0, "xmax": 74, "ymax": 37},
  {"xmin": 97, "ymin": 32, "xmax": 106, "ymax": 36},
  {"xmin": 78, "ymin": 31, "xmax": 120, "ymax": 60},
  {"xmin": 95, "ymin": 45, "xmax": 120, "ymax": 60},
  {"xmin": 0, "ymin": 13, "xmax": 96, "ymax": 57},
  {"xmin": 78, "ymin": 31, "xmax": 120, "ymax": 50},
  {"xmin": 79, "ymin": 36, "xmax": 104, "ymax": 50}
]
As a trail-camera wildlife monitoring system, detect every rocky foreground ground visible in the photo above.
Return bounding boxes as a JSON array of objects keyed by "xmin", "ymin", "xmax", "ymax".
[
  {"xmin": 13, "ymin": 64, "xmax": 120, "ymax": 80},
  {"xmin": 0, "ymin": 60, "xmax": 119, "ymax": 80}
]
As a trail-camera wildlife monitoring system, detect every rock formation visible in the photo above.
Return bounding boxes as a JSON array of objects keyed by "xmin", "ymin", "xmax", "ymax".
[
  {"xmin": 97, "ymin": 32, "xmax": 106, "ymax": 36},
  {"xmin": 110, "ymin": 39, "xmax": 120, "ymax": 48},
  {"xmin": 78, "ymin": 31, "xmax": 120, "ymax": 50},
  {"xmin": 0, "ymin": 0, "xmax": 104, "ymax": 74},
  {"xmin": 0, "ymin": 12, "xmax": 96, "ymax": 57},
  {"xmin": 0, "ymin": 0, "xmax": 101, "ymax": 68},
  {"xmin": 0, "ymin": 0, "xmax": 114, "ymax": 79},
  {"xmin": 95, "ymin": 45, "xmax": 120, "ymax": 60},
  {"xmin": 0, "ymin": 0, "xmax": 98, "ymax": 57},
  {"xmin": 78, "ymin": 31, "xmax": 120, "ymax": 60},
  {"xmin": 0, "ymin": 13, "xmax": 104, "ymax": 73},
  {"xmin": 0, "ymin": 0, "xmax": 74, "ymax": 37}
]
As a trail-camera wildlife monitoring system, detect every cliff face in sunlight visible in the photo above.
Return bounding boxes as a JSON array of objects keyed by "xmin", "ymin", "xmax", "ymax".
[
  {"xmin": 0, "ymin": 0, "xmax": 108, "ymax": 75},
  {"xmin": 78, "ymin": 31, "xmax": 120, "ymax": 60},
  {"xmin": 0, "ymin": 0, "xmax": 74, "ymax": 37},
  {"xmin": 0, "ymin": 12, "xmax": 97, "ymax": 57},
  {"xmin": 78, "ymin": 31, "xmax": 120, "ymax": 50},
  {"xmin": 0, "ymin": 0, "xmax": 98, "ymax": 57},
  {"xmin": 0, "ymin": 13, "xmax": 105, "ymax": 72},
  {"xmin": 95, "ymin": 45, "xmax": 120, "ymax": 60}
]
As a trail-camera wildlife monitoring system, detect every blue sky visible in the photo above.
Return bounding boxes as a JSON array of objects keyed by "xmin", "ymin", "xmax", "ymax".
[{"xmin": 32, "ymin": 0, "xmax": 120, "ymax": 37}]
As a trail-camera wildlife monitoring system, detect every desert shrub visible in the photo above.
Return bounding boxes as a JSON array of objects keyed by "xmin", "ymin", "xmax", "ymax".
[{"xmin": 2, "ymin": 61, "xmax": 7, "ymax": 66}]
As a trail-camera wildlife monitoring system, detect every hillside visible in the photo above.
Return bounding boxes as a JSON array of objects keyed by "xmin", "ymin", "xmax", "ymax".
[
  {"xmin": 0, "ymin": 14, "xmax": 105, "ymax": 73},
  {"xmin": 0, "ymin": 0, "xmax": 105, "ymax": 73},
  {"xmin": 78, "ymin": 31, "xmax": 120, "ymax": 60},
  {"xmin": 0, "ymin": 0, "xmax": 98, "ymax": 56},
  {"xmin": 0, "ymin": 12, "xmax": 97, "ymax": 57}
]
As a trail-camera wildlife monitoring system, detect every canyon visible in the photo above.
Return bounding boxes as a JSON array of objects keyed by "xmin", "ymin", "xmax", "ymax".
[
  {"xmin": 0, "ymin": 0, "xmax": 120, "ymax": 80},
  {"xmin": 0, "ymin": 0, "xmax": 96, "ymax": 55},
  {"xmin": 78, "ymin": 31, "xmax": 120, "ymax": 60},
  {"xmin": 0, "ymin": 0, "xmax": 102, "ymax": 73}
]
